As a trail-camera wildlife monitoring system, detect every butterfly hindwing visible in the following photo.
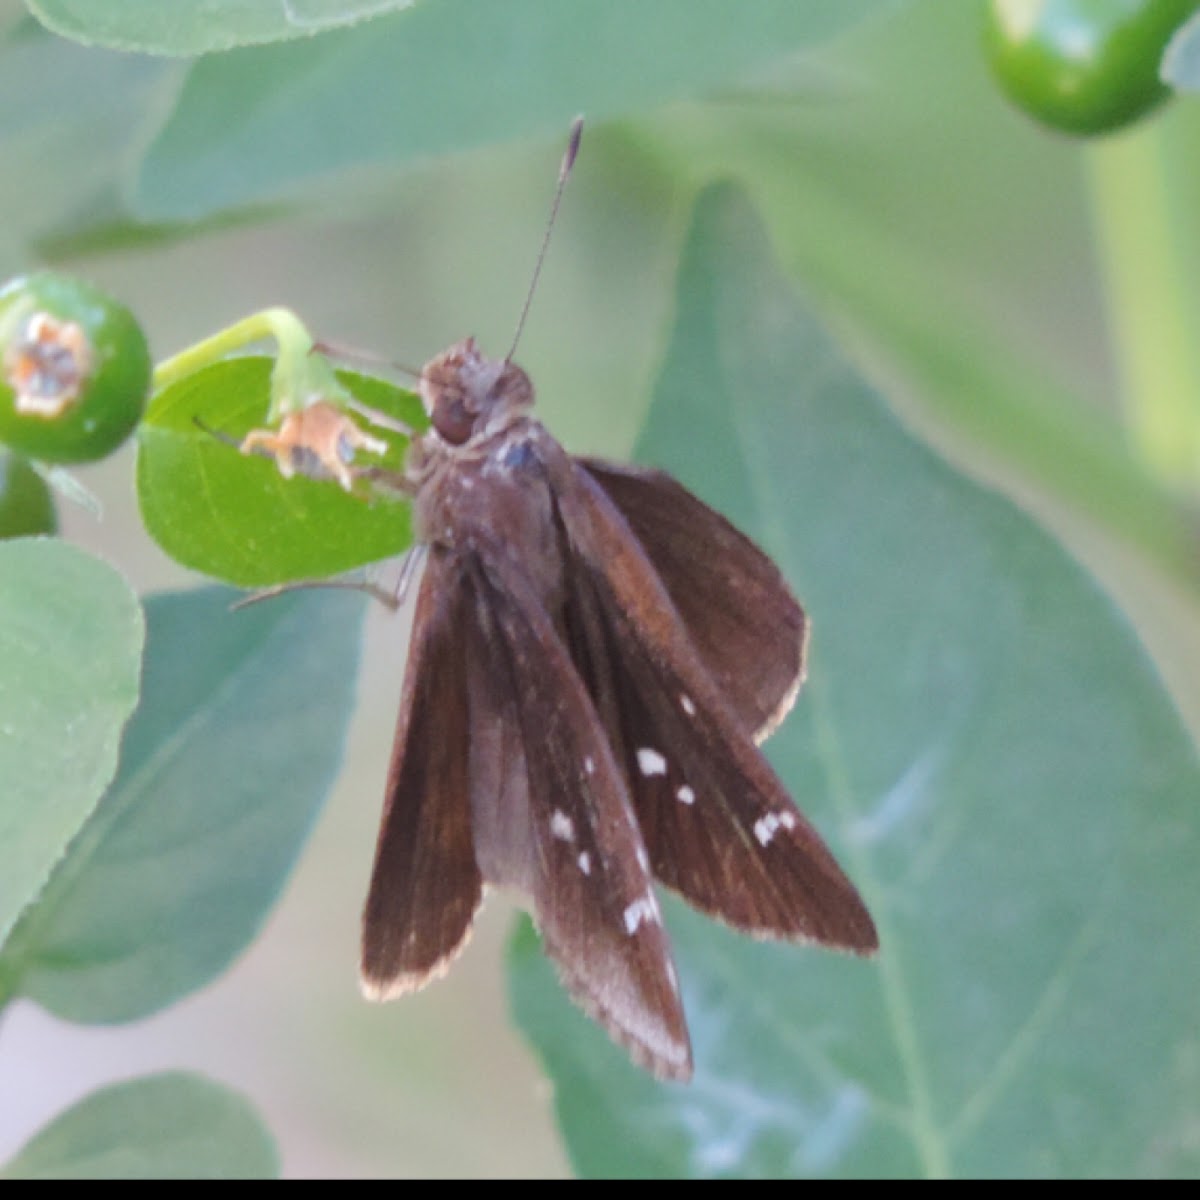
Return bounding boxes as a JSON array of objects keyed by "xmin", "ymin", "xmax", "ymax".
[
  {"xmin": 556, "ymin": 463, "xmax": 878, "ymax": 952},
  {"xmin": 579, "ymin": 458, "xmax": 806, "ymax": 742}
]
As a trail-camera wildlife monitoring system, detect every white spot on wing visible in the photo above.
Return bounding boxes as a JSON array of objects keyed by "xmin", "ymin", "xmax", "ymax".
[
  {"xmin": 578, "ymin": 851, "xmax": 591, "ymax": 875},
  {"xmin": 550, "ymin": 810, "xmax": 575, "ymax": 842},
  {"xmin": 681, "ymin": 693, "xmax": 697, "ymax": 716},
  {"xmin": 584, "ymin": 756, "xmax": 595, "ymax": 776},
  {"xmin": 636, "ymin": 844, "xmax": 649, "ymax": 871},
  {"xmin": 623, "ymin": 894, "xmax": 659, "ymax": 935},
  {"xmin": 637, "ymin": 748, "xmax": 668, "ymax": 777},
  {"xmin": 754, "ymin": 811, "xmax": 795, "ymax": 846},
  {"xmin": 677, "ymin": 785, "xmax": 696, "ymax": 805}
]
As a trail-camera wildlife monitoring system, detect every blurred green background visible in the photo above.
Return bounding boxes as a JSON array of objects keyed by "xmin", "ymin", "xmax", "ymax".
[{"xmin": 3, "ymin": 0, "xmax": 1200, "ymax": 1177}]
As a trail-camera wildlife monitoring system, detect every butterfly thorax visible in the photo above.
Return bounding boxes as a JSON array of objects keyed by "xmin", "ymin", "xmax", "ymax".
[{"xmin": 409, "ymin": 338, "xmax": 569, "ymax": 607}]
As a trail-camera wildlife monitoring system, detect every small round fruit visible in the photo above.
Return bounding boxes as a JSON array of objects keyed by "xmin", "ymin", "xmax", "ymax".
[
  {"xmin": 984, "ymin": 0, "xmax": 1200, "ymax": 136},
  {"xmin": 0, "ymin": 272, "xmax": 150, "ymax": 463}
]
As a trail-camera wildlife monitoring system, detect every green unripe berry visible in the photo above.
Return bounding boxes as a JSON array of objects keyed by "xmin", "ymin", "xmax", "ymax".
[
  {"xmin": 985, "ymin": 0, "xmax": 1200, "ymax": 135},
  {"xmin": 0, "ymin": 273, "xmax": 150, "ymax": 464}
]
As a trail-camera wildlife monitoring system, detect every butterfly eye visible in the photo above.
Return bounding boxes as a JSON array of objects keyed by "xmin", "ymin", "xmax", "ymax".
[{"xmin": 431, "ymin": 392, "xmax": 476, "ymax": 445}]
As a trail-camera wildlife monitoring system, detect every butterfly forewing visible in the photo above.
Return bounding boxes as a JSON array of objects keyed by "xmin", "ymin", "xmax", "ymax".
[
  {"xmin": 557, "ymin": 463, "xmax": 878, "ymax": 952},
  {"xmin": 361, "ymin": 552, "xmax": 483, "ymax": 998},
  {"xmin": 467, "ymin": 543, "xmax": 693, "ymax": 1081},
  {"xmin": 579, "ymin": 459, "xmax": 806, "ymax": 742}
]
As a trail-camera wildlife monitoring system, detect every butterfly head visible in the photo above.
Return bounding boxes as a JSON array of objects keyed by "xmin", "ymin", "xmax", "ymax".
[{"xmin": 420, "ymin": 337, "xmax": 534, "ymax": 447}]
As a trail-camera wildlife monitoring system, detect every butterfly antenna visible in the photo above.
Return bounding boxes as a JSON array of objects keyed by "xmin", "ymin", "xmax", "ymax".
[
  {"xmin": 312, "ymin": 339, "xmax": 424, "ymax": 383},
  {"xmin": 505, "ymin": 116, "xmax": 584, "ymax": 364}
]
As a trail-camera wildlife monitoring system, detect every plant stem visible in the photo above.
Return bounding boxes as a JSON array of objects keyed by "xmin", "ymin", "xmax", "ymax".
[
  {"xmin": 1086, "ymin": 119, "xmax": 1200, "ymax": 489},
  {"xmin": 152, "ymin": 308, "xmax": 312, "ymax": 392},
  {"xmin": 151, "ymin": 307, "xmax": 351, "ymax": 424}
]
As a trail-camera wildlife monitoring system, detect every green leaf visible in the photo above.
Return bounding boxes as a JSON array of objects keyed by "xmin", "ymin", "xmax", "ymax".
[
  {"xmin": 0, "ymin": 539, "xmax": 142, "ymax": 948},
  {"xmin": 133, "ymin": 0, "xmax": 888, "ymax": 220},
  {"xmin": 27, "ymin": 0, "xmax": 412, "ymax": 55},
  {"xmin": 1, "ymin": 1071, "xmax": 278, "ymax": 1179},
  {"xmin": 509, "ymin": 185, "xmax": 1200, "ymax": 1177},
  {"xmin": 0, "ymin": 585, "xmax": 364, "ymax": 1022},
  {"xmin": 137, "ymin": 357, "xmax": 421, "ymax": 586},
  {"xmin": 0, "ymin": 24, "xmax": 168, "ymax": 267},
  {"xmin": 626, "ymin": 4, "xmax": 1200, "ymax": 596},
  {"xmin": 0, "ymin": 454, "xmax": 57, "ymax": 537}
]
